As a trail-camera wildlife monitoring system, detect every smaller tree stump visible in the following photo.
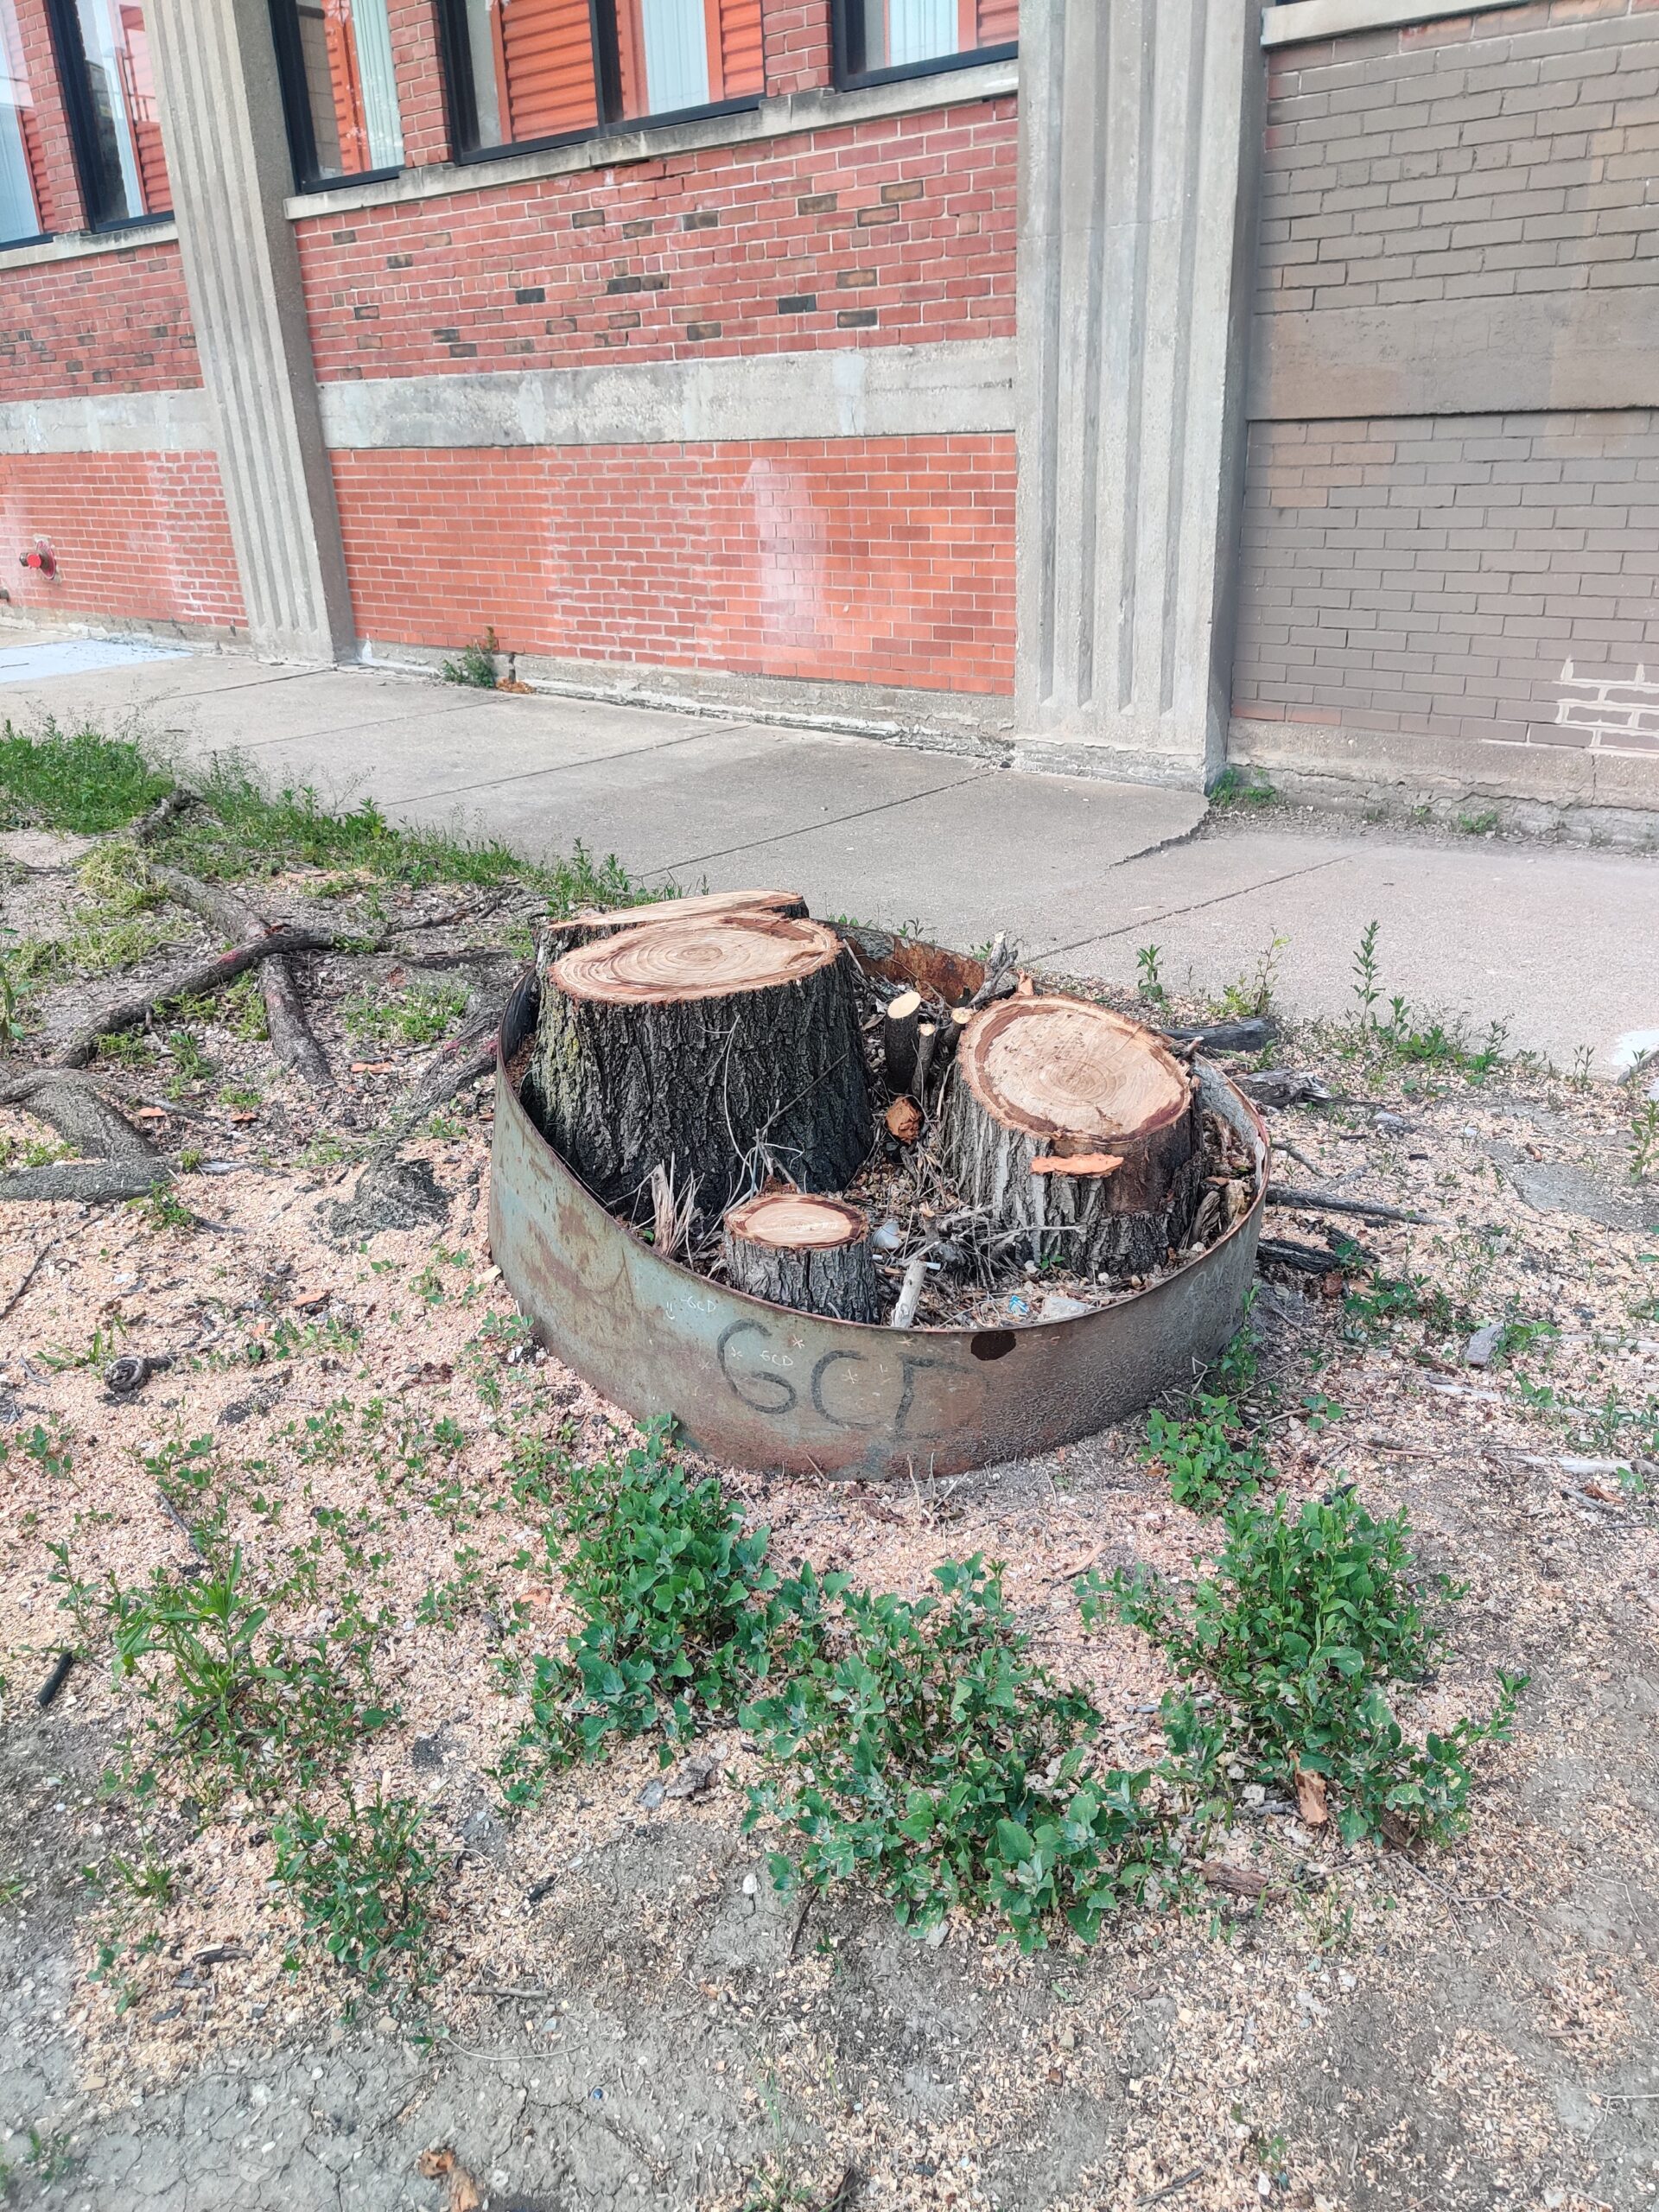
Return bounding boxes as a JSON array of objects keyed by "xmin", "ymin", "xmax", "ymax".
[
  {"xmin": 941, "ymin": 995, "xmax": 1203, "ymax": 1277},
  {"xmin": 884, "ymin": 990, "xmax": 923, "ymax": 1095},
  {"xmin": 722, "ymin": 1192, "xmax": 880, "ymax": 1322}
]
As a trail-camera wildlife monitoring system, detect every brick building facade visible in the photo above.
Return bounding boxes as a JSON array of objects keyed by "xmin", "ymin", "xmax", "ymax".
[{"xmin": 0, "ymin": 0, "xmax": 1656, "ymax": 833}]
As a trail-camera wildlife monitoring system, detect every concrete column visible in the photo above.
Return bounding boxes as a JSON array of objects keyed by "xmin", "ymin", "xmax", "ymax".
[
  {"xmin": 145, "ymin": 0, "xmax": 355, "ymax": 664},
  {"xmin": 1014, "ymin": 0, "xmax": 1261, "ymax": 787}
]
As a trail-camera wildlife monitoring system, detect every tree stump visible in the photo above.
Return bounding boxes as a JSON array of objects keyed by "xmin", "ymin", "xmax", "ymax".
[
  {"xmin": 940, "ymin": 996, "xmax": 1203, "ymax": 1277},
  {"xmin": 722, "ymin": 1192, "xmax": 880, "ymax": 1321},
  {"xmin": 530, "ymin": 910, "xmax": 872, "ymax": 1224},
  {"xmin": 542, "ymin": 887, "xmax": 806, "ymax": 964}
]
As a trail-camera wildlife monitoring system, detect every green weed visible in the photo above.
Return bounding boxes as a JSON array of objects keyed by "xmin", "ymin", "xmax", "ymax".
[
  {"xmin": 342, "ymin": 980, "xmax": 469, "ymax": 1050},
  {"xmin": 0, "ymin": 716, "xmax": 174, "ymax": 832},
  {"xmin": 1084, "ymin": 1491, "xmax": 1526, "ymax": 1848},
  {"xmin": 441, "ymin": 627, "xmax": 500, "ymax": 688},
  {"xmin": 273, "ymin": 1787, "xmax": 440, "ymax": 1986},
  {"xmin": 1210, "ymin": 766, "xmax": 1278, "ymax": 811},
  {"xmin": 1135, "ymin": 944, "xmax": 1166, "ymax": 1006},
  {"xmin": 743, "ymin": 1557, "xmax": 1167, "ymax": 1952}
]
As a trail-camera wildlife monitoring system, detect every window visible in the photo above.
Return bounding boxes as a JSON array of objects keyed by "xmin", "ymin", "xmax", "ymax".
[
  {"xmin": 0, "ymin": 0, "xmax": 48, "ymax": 243},
  {"xmin": 438, "ymin": 0, "xmax": 763, "ymax": 160},
  {"xmin": 270, "ymin": 0, "xmax": 405, "ymax": 190},
  {"xmin": 47, "ymin": 0, "xmax": 170, "ymax": 226},
  {"xmin": 835, "ymin": 0, "xmax": 1016, "ymax": 86}
]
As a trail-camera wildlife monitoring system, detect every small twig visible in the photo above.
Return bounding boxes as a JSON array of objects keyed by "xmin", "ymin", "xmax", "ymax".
[
  {"xmin": 0, "ymin": 1234, "xmax": 62, "ymax": 1322},
  {"xmin": 157, "ymin": 1488, "xmax": 207, "ymax": 1556},
  {"xmin": 131, "ymin": 785, "xmax": 200, "ymax": 844},
  {"xmin": 1142, "ymin": 2170, "xmax": 1205, "ymax": 2207},
  {"xmin": 1266, "ymin": 1183, "xmax": 1438, "ymax": 1227}
]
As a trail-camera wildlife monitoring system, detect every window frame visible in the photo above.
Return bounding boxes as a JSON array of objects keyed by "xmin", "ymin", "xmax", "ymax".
[
  {"xmin": 43, "ymin": 0, "xmax": 171, "ymax": 232},
  {"xmin": 0, "ymin": 0, "xmax": 50, "ymax": 245},
  {"xmin": 268, "ymin": 0, "xmax": 405, "ymax": 196},
  {"xmin": 830, "ymin": 0, "xmax": 1017, "ymax": 92},
  {"xmin": 435, "ymin": 0, "xmax": 763, "ymax": 170}
]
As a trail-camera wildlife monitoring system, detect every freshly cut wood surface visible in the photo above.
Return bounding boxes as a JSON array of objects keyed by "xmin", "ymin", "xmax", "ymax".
[
  {"xmin": 960, "ymin": 997, "xmax": 1190, "ymax": 1144},
  {"xmin": 552, "ymin": 912, "xmax": 843, "ymax": 1007},
  {"xmin": 724, "ymin": 1191, "xmax": 868, "ymax": 1249},
  {"xmin": 722, "ymin": 1192, "xmax": 879, "ymax": 1322},
  {"xmin": 942, "ymin": 995, "xmax": 1203, "ymax": 1279},
  {"xmin": 541, "ymin": 888, "xmax": 808, "ymax": 965}
]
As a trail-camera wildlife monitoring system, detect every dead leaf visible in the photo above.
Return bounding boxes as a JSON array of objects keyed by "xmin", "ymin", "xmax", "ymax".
[
  {"xmin": 416, "ymin": 2148, "xmax": 482, "ymax": 2212},
  {"xmin": 885, "ymin": 1096, "xmax": 923, "ymax": 1145},
  {"xmin": 290, "ymin": 1286, "xmax": 330, "ymax": 1312},
  {"xmin": 228, "ymin": 1110, "xmax": 259, "ymax": 1125},
  {"xmin": 1295, "ymin": 1770, "xmax": 1329, "ymax": 1827},
  {"xmin": 351, "ymin": 1059, "xmax": 397, "ymax": 1076},
  {"xmin": 1203, "ymin": 1861, "xmax": 1271, "ymax": 1898},
  {"xmin": 133, "ymin": 1105, "xmax": 168, "ymax": 1122}
]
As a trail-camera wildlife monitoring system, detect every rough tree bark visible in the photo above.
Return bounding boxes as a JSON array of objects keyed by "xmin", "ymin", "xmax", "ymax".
[
  {"xmin": 939, "ymin": 996, "xmax": 1203, "ymax": 1278},
  {"xmin": 722, "ymin": 1191, "xmax": 880, "ymax": 1322},
  {"xmin": 529, "ymin": 909, "xmax": 871, "ymax": 1224}
]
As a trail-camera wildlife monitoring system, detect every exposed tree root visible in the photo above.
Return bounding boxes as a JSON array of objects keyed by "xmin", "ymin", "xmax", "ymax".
[
  {"xmin": 0, "ymin": 1070, "xmax": 157, "ymax": 1161},
  {"xmin": 146, "ymin": 863, "xmax": 334, "ymax": 1090},
  {"xmin": 54, "ymin": 928, "xmax": 334, "ymax": 1071}
]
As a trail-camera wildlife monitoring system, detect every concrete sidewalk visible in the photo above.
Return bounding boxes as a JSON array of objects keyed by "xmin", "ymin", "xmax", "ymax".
[{"xmin": 3, "ymin": 634, "xmax": 1656, "ymax": 1077}]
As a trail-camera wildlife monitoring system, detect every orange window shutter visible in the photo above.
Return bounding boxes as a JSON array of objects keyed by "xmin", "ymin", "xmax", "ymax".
[
  {"xmin": 498, "ymin": 0, "xmax": 599, "ymax": 142},
  {"xmin": 711, "ymin": 0, "xmax": 761, "ymax": 99},
  {"xmin": 974, "ymin": 0, "xmax": 1018, "ymax": 43},
  {"xmin": 322, "ymin": 0, "xmax": 368, "ymax": 173},
  {"xmin": 615, "ymin": 0, "xmax": 645, "ymax": 117},
  {"xmin": 19, "ymin": 105, "xmax": 49, "ymax": 230}
]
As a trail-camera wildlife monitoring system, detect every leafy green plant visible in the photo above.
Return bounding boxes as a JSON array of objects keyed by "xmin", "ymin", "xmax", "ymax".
[
  {"xmin": 743, "ymin": 1557, "xmax": 1166, "ymax": 1951},
  {"xmin": 1341, "ymin": 1265, "xmax": 1468, "ymax": 1345},
  {"xmin": 499, "ymin": 1424, "xmax": 775, "ymax": 1799},
  {"xmin": 1352, "ymin": 920, "xmax": 1382, "ymax": 1029},
  {"xmin": 1210, "ymin": 766, "xmax": 1277, "ymax": 811},
  {"xmin": 441, "ymin": 627, "xmax": 501, "ymax": 688},
  {"xmin": 1631, "ymin": 1099, "xmax": 1659, "ymax": 1184},
  {"xmin": 1215, "ymin": 933, "xmax": 1288, "ymax": 1022},
  {"xmin": 1083, "ymin": 1491, "xmax": 1526, "ymax": 1847},
  {"xmin": 1145, "ymin": 1400, "xmax": 1269, "ymax": 1516},
  {"xmin": 1135, "ymin": 944, "xmax": 1166, "ymax": 1005},
  {"xmin": 273, "ymin": 1786, "xmax": 440, "ymax": 1986}
]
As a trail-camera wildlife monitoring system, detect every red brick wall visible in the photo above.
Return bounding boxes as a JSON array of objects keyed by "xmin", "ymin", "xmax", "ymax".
[
  {"xmin": 0, "ymin": 452, "xmax": 245, "ymax": 630},
  {"xmin": 13, "ymin": 0, "xmax": 83, "ymax": 233},
  {"xmin": 764, "ymin": 3, "xmax": 834, "ymax": 94},
  {"xmin": 332, "ymin": 435, "xmax": 1014, "ymax": 691},
  {"xmin": 0, "ymin": 240, "xmax": 200, "ymax": 402},
  {"xmin": 296, "ymin": 99, "xmax": 1017, "ymax": 378},
  {"xmin": 388, "ymin": 0, "xmax": 451, "ymax": 170}
]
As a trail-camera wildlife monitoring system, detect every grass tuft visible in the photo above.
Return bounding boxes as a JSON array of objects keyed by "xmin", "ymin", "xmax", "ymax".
[{"xmin": 0, "ymin": 717, "xmax": 175, "ymax": 832}]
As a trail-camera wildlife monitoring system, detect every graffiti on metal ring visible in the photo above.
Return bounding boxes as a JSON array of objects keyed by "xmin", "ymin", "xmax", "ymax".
[{"xmin": 717, "ymin": 1319, "xmax": 949, "ymax": 1439}]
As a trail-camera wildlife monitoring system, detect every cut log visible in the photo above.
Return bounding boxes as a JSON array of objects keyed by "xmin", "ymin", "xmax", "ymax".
[
  {"xmin": 939, "ymin": 996, "xmax": 1204, "ymax": 1277},
  {"xmin": 722, "ymin": 1192, "xmax": 879, "ymax": 1322},
  {"xmin": 883, "ymin": 990, "xmax": 923, "ymax": 1095},
  {"xmin": 530, "ymin": 911, "xmax": 871, "ymax": 1224},
  {"xmin": 542, "ymin": 887, "xmax": 807, "ymax": 964}
]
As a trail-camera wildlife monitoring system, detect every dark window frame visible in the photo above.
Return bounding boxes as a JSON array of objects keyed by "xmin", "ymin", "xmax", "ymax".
[
  {"xmin": 830, "ymin": 0, "xmax": 1016, "ymax": 92},
  {"xmin": 42, "ymin": 0, "xmax": 171, "ymax": 232},
  {"xmin": 268, "ymin": 0, "xmax": 405, "ymax": 195},
  {"xmin": 434, "ymin": 0, "xmax": 762, "ymax": 169}
]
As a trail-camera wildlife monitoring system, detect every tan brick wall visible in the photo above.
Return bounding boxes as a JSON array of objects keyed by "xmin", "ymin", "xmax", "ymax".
[
  {"xmin": 1260, "ymin": 0, "xmax": 1659, "ymax": 317},
  {"xmin": 1233, "ymin": 409, "xmax": 1659, "ymax": 760}
]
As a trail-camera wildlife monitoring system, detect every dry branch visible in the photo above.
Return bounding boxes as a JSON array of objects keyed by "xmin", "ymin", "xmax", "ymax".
[
  {"xmin": 1266, "ymin": 1184, "xmax": 1437, "ymax": 1227},
  {"xmin": 54, "ymin": 927, "xmax": 333, "ymax": 1070},
  {"xmin": 146, "ymin": 863, "xmax": 334, "ymax": 1089}
]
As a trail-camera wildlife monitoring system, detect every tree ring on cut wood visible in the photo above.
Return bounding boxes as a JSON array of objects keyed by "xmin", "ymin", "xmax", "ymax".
[
  {"xmin": 943, "ymin": 995, "xmax": 1205, "ymax": 1278},
  {"xmin": 530, "ymin": 911, "xmax": 872, "ymax": 1224},
  {"xmin": 722, "ymin": 1190, "xmax": 880, "ymax": 1322},
  {"xmin": 542, "ymin": 887, "xmax": 805, "ymax": 963},
  {"xmin": 554, "ymin": 912, "xmax": 844, "ymax": 1005}
]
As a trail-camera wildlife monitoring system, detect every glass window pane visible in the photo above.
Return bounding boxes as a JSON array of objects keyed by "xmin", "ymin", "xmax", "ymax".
[
  {"xmin": 0, "ymin": 0, "xmax": 44, "ymax": 243},
  {"xmin": 614, "ymin": 0, "xmax": 760, "ymax": 122},
  {"xmin": 68, "ymin": 0, "xmax": 169, "ymax": 223},
  {"xmin": 638, "ymin": 0, "xmax": 709, "ymax": 116},
  {"xmin": 847, "ymin": 0, "xmax": 1016, "ymax": 74},
  {"xmin": 289, "ymin": 0, "xmax": 405, "ymax": 182}
]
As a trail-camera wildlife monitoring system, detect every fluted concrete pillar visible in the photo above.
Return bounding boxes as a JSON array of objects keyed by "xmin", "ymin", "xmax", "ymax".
[
  {"xmin": 1014, "ymin": 0, "xmax": 1261, "ymax": 787},
  {"xmin": 145, "ymin": 0, "xmax": 354, "ymax": 663}
]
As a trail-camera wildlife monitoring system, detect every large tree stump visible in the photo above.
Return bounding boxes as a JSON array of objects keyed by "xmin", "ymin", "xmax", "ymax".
[
  {"xmin": 722, "ymin": 1192, "xmax": 880, "ymax": 1321},
  {"xmin": 530, "ymin": 911, "xmax": 872, "ymax": 1224},
  {"xmin": 940, "ymin": 996, "xmax": 1203, "ymax": 1278}
]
